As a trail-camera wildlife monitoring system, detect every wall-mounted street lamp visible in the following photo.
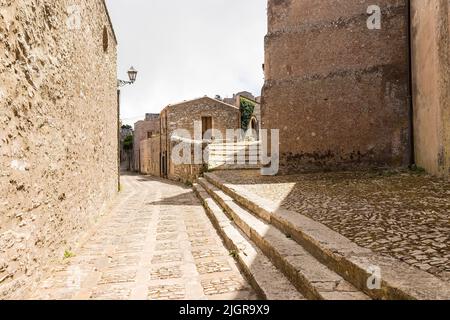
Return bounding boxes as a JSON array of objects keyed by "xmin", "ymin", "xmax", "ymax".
[
  {"xmin": 118, "ymin": 66, "xmax": 138, "ymax": 87},
  {"xmin": 117, "ymin": 66, "xmax": 138, "ymax": 190}
]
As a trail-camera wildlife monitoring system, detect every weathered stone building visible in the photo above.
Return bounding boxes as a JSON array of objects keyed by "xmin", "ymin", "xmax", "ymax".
[
  {"xmin": 262, "ymin": 0, "xmax": 411, "ymax": 174},
  {"xmin": 139, "ymin": 135, "xmax": 161, "ymax": 177},
  {"xmin": 411, "ymin": 0, "xmax": 450, "ymax": 178},
  {"xmin": 262, "ymin": 0, "xmax": 449, "ymax": 178},
  {"xmin": 160, "ymin": 97, "xmax": 240, "ymax": 183},
  {"xmin": 0, "ymin": 0, "xmax": 118, "ymax": 298},
  {"xmin": 133, "ymin": 113, "xmax": 160, "ymax": 172}
]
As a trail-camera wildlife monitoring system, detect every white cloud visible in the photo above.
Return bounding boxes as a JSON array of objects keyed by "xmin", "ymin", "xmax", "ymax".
[{"xmin": 106, "ymin": 0, "xmax": 267, "ymax": 125}]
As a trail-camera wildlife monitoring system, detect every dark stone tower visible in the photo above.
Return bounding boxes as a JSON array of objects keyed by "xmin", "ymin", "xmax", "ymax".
[{"xmin": 262, "ymin": 0, "xmax": 411, "ymax": 174}]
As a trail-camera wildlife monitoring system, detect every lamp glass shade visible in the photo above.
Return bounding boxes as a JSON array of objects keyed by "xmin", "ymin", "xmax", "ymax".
[{"xmin": 128, "ymin": 66, "xmax": 138, "ymax": 82}]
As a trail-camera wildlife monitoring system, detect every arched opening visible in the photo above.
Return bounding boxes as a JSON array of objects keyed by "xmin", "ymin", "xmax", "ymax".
[{"xmin": 249, "ymin": 117, "xmax": 259, "ymax": 140}]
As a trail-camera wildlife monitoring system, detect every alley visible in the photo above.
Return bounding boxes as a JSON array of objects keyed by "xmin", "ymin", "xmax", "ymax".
[{"xmin": 28, "ymin": 174, "xmax": 257, "ymax": 300}]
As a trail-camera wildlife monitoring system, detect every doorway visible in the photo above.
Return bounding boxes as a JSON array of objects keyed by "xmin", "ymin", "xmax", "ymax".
[
  {"xmin": 161, "ymin": 152, "xmax": 167, "ymax": 178},
  {"xmin": 202, "ymin": 116, "xmax": 213, "ymax": 140}
]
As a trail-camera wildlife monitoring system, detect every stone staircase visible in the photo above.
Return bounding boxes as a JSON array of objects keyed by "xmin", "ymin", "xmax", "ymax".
[
  {"xmin": 206, "ymin": 141, "xmax": 261, "ymax": 171},
  {"xmin": 194, "ymin": 176, "xmax": 371, "ymax": 300},
  {"xmin": 194, "ymin": 173, "xmax": 450, "ymax": 300}
]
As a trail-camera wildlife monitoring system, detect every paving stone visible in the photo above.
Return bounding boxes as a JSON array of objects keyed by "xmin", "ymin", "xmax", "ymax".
[
  {"xmin": 190, "ymin": 238, "xmax": 217, "ymax": 248},
  {"xmin": 157, "ymin": 226, "xmax": 179, "ymax": 234},
  {"xmin": 151, "ymin": 253, "xmax": 183, "ymax": 264},
  {"xmin": 155, "ymin": 242, "xmax": 180, "ymax": 251},
  {"xmin": 90, "ymin": 285, "xmax": 132, "ymax": 300},
  {"xmin": 108, "ymin": 255, "xmax": 141, "ymax": 268},
  {"xmin": 201, "ymin": 277, "xmax": 250, "ymax": 296},
  {"xmin": 148, "ymin": 284, "xmax": 186, "ymax": 300},
  {"xmin": 192, "ymin": 249, "xmax": 223, "ymax": 260},
  {"xmin": 98, "ymin": 270, "xmax": 137, "ymax": 285},
  {"xmin": 156, "ymin": 233, "xmax": 179, "ymax": 241},
  {"xmin": 196, "ymin": 259, "xmax": 232, "ymax": 274},
  {"xmin": 150, "ymin": 266, "xmax": 183, "ymax": 280}
]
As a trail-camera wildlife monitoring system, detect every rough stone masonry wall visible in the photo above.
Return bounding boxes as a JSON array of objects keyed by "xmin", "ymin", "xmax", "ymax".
[
  {"xmin": 170, "ymin": 144, "xmax": 204, "ymax": 184},
  {"xmin": 0, "ymin": 0, "xmax": 118, "ymax": 298},
  {"xmin": 411, "ymin": 0, "xmax": 450, "ymax": 178},
  {"xmin": 166, "ymin": 97, "xmax": 240, "ymax": 140},
  {"xmin": 262, "ymin": 0, "xmax": 410, "ymax": 174},
  {"xmin": 140, "ymin": 136, "xmax": 161, "ymax": 177}
]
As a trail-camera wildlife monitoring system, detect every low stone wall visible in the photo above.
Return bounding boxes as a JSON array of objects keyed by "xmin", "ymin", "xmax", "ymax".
[
  {"xmin": 168, "ymin": 139, "xmax": 204, "ymax": 184},
  {"xmin": 0, "ymin": 0, "xmax": 118, "ymax": 298}
]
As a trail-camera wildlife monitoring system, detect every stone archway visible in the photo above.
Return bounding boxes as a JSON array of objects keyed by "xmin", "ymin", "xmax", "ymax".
[{"xmin": 249, "ymin": 116, "xmax": 259, "ymax": 141}]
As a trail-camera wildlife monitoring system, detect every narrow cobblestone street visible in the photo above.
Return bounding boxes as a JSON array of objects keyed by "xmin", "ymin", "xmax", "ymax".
[{"xmin": 27, "ymin": 173, "xmax": 256, "ymax": 300}]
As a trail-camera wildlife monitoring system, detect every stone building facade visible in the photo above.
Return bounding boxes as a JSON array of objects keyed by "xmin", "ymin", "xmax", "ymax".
[
  {"xmin": 133, "ymin": 113, "xmax": 160, "ymax": 172},
  {"xmin": 411, "ymin": 0, "xmax": 450, "ymax": 178},
  {"xmin": 262, "ymin": 0, "xmax": 411, "ymax": 174},
  {"xmin": 139, "ymin": 135, "xmax": 161, "ymax": 177},
  {"xmin": 160, "ymin": 97, "xmax": 240, "ymax": 183},
  {"xmin": 0, "ymin": 0, "xmax": 118, "ymax": 298}
]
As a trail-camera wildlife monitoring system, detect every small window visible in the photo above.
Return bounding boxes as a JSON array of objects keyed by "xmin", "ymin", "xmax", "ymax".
[
  {"xmin": 103, "ymin": 26, "xmax": 108, "ymax": 53},
  {"xmin": 147, "ymin": 131, "xmax": 153, "ymax": 139}
]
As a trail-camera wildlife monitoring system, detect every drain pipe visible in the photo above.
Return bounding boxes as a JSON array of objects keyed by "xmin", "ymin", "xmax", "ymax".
[{"xmin": 406, "ymin": 0, "xmax": 416, "ymax": 167}]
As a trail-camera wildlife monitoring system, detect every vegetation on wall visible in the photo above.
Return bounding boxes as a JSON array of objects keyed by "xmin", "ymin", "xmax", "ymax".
[
  {"xmin": 123, "ymin": 134, "xmax": 133, "ymax": 171},
  {"xmin": 240, "ymin": 97, "xmax": 255, "ymax": 131}
]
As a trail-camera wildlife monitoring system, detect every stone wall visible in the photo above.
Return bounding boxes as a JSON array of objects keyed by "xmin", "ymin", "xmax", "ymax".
[
  {"xmin": 262, "ymin": 0, "xmax": 411, "ymax": 174},
  {"xmin": 140, "ymin": 135, "xmax": 161, "ymax": 177},
  {"xmin": 161, "ymin": 97, "xmax": 240, "ymax": 183},
  {"xmin": 0, "ymin": 0, "xmax": 118, "ymax": 298},
  {"xmin": 169, "ymin": 141, "xmax": 204, "ymax": 184},
  {"xmin": 411, "ymin": 0, "xmax": 450, "ymax": 178},
  {"xmin": 133, "ymin": 114, "xmax": 160, "ymax": 172},
  {"xmin": 164, "ymin": 97, "xmax": 240, "ymax": 140}
]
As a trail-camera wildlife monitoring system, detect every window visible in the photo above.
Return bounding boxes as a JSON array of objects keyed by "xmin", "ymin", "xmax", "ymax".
[
  {"xmin": 103, "ymin": 26, "xmax": 108, "ymax": 53},
  {"xmin": 147, "ymin": 131, "xmax": 153, "ymax": 139}
]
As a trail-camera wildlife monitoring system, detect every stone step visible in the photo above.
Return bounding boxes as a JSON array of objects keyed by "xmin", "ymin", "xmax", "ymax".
[
  {"xmin": 207, "ymin": 150, "xmax": 260, "ymax": 155},
  {"xmin": 197, "ymin": 178, "xmax": 370, "ymax": 300},
  {"xmin": 208, "ymin": 157, "xmax": 260, "ymax": 164},
  {"xmin": 207, "ymin": 145, "xmax": 261, "ymax": 150},
  {"xmin": 208, "ymin": 152, "xmax": 260, "ymax": 157},
  {"xmin": 207, "ymin": 149, "xmax": 259, "ymax": 154},
  {"xmin": 209, "ymin": 142, "xmax": 261, "ymax": 146},
  {"xmin": 208, "ymin": 164, "xmax": 262, "ymax": 171},
  {"xmin": 208, "ymin": 160, "xmax": 260, "ymax": 165},
  {"xmin": 203, "ymin": 172, "xmax": 450, "ymax": 300},
  {"xmin": 193, "ymin": 183, "xmax": 305, "ymax": 300}
]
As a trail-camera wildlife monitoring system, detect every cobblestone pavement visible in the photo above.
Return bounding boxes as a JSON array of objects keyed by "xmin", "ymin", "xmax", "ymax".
[
  {"xmin": 213, "ymin": 170, "xmax": 450, "ymax": 281},
  {"xmin": 28, "ymin": 173, "xmax": 256, "ymax": 300}
]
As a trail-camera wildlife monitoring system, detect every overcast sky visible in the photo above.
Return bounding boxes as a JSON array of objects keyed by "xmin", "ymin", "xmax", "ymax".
[{"xmin": 105, "ymin": 0, "xmax": 267, "ymax": 126}]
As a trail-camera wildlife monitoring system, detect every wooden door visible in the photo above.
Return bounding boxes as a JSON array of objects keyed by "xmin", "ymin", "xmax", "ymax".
[{"xmin": 202, "ymin": 116, "xmax": 213, "ymax": 140}]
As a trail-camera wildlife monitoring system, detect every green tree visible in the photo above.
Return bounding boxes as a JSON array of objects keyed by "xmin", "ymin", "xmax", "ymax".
[
  {"xmin": 240, "ymin": 97, "xmax": 255, "ymax": 131},
  {"xmin": 123, "ymin": 134, "xmax": 133, "ymax": 171}
]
